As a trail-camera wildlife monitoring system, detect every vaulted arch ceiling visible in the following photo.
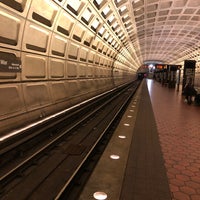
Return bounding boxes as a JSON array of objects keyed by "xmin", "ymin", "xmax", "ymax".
[{"xmin": 115, "ymin": 0, "xmax": 200, "ymax": 68}]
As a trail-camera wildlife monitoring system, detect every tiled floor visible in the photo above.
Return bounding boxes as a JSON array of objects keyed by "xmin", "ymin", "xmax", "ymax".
[{"xmin": 147, "ymin": 79, "xmax": 200, "ymax": 200}]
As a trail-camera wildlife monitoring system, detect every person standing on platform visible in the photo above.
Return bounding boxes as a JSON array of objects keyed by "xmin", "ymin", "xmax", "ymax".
[{"xmin": 184, "ymin": 78, "xmax": 197, "ymax": 104}]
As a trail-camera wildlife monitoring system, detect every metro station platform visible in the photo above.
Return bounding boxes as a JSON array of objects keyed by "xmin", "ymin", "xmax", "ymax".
[{"xmin": 79, "ymin": 79, "xmax": 200, "ymax": 200}]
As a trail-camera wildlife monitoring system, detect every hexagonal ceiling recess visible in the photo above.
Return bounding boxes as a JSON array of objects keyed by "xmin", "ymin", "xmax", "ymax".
[{"xmin": 116, "ymin": 0, "xmax": 200, "ymax": 67}]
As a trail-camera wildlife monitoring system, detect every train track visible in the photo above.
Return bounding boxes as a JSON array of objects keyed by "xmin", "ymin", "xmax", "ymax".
[{"xmin": 0, "ymin": 80, "xmax": 140, "ymax": 200}]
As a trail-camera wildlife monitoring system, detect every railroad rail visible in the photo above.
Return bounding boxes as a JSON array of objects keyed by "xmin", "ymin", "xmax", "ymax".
[{"xmin": 0, "ymin": 80, "xmax": 141, "ymax": 200}]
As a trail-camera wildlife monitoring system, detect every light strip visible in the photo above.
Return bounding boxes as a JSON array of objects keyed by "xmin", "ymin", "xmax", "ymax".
[{"xmin": 0, "ymin": 87, "xmax": 120, "ymax": 142}]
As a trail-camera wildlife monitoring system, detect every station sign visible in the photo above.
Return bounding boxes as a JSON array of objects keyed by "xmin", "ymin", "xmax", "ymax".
[{"xmin": 0, "ymin": 52, "xmax": 21, "ymax": 72}]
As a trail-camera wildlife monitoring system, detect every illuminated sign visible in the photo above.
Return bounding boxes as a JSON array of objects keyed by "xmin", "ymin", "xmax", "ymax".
[
  {"xmin": 155, "ymin": 64, "xmax": 181, "ymax": 70},
  {"xmin": 156, "ymin": 65, "xmax": 163, "ymax": 69},
  {"xmin": 155, "ymin": 64, "xmax": 167, "ymax": 69}
]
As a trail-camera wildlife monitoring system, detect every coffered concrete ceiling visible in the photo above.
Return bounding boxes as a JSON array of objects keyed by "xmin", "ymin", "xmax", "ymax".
[{"xmin": 116, "ymin": 0, "xmax": 200, "ymax": 67}]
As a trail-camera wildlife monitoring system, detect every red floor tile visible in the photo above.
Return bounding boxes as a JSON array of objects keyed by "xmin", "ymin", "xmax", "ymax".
[
  {"xmin": 191, "ymin": 195, "xmax": 200, "ymax": 200},
  {"xmin": 147, "ymin": 79, "xmax": 200, "ymax": 200},
  {"xmin": 176, "ymin": 174, "xmax": 190, "ymax": 182},
  {"xmin": 173, "ymin": 191, "xmax": 190, "ymax": 200},
  {"xmin": 180, "ymin": 186, "xmax": 196, "ymax": 195},
  {"xmin": 170, "ymin": 184, "xmax": 179, "ymax": 192}
]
